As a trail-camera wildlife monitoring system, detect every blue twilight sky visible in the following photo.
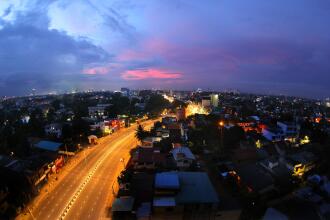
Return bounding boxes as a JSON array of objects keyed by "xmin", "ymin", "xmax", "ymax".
[{"xmin": 0, "ymin": 0, "xmax": 329, "ymax": 98}]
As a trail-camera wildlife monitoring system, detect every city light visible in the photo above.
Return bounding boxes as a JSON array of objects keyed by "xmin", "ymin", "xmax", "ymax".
[
  {"xmin": 163, "ymin": 94, "xmax": 174, "ymax": 103},
  {"xmin": 185, "ymin": 103, "xmax": 209, "ymax": 117}
]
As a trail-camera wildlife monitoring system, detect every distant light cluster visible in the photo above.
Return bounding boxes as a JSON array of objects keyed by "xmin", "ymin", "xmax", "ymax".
[{"xmin": 185, "ymin": 103, "xmax": 209, "ymax": 117}]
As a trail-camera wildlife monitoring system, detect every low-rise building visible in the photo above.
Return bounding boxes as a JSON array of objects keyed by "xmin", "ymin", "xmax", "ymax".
[
  {"xmin": 277, "ymin": 121, "xmax": 299, "ymax": 138},
  {"xmin": 88, "ymin": 103, "xmax": 111, "ymax": 119},
  {"xmin": 232, "ymin": 163, "xmax": 275, "ymax": 196},
  {"xmin": 262, "ymin": 127, "xmax": 285, "ymax": 142},
  {"xmin": 153, "ymin": 172, "xmax": 219, "ymax": 219},
  {"xmin": 171, "ymin": 147, "xmax": 195, "ymax": 169},
  {"xmin": 44, "ymin": 123, "xmax": 63, "ymax": 138},
  {"xmin": 284, "ymin": 151, "xmax": 317, "ymax": 177}
]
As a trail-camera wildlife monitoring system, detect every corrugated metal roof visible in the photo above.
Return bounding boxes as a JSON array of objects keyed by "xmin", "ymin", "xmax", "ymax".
[
  {"xmin": 35, "ymin": 140, "xmax": 62, "ymax": 152},
  {"xmin": 153, "ymin": 197, "xmax": 176, "ymax": 207},
  {"xmin": 171, "ymin": 147, "xmax": 195, "ymax": 160},
  {"xmin": 155, "ymin": 172, "xmax": 180, "ymax": 189},
  {"xmin": 176, "ymin": 172, "xmax": 219, "ymax": 204},
  {"xmin": 112, "ymin": 196, "xmax": 134, "ymax": 212}
]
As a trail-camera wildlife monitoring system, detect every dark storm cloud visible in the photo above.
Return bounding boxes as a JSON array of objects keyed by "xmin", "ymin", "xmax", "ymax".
[
  {"xmin": 0, "ymin": 8, "xmax": 111, "ymax": 95},
  {"xmin": 0, "ymin": 0, "xmax": 329, "ymax": 97}
]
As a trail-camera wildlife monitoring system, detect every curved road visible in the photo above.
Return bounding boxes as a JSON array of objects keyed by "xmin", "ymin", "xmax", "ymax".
[{"xmin": 18, "ymin": 120, "xmax": 156, "ymax": 220}]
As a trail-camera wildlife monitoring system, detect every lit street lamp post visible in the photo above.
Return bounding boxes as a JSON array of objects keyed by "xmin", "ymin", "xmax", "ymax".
[
  {"xmin": 219, "ymin": 121, "xmax": 224, "ymax": 154},
  {"xmin": 120, "ymin": 158, "xmax": 125, "ymax": 169}
]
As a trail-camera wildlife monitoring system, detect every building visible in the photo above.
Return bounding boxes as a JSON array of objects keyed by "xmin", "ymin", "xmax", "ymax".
[
  {"xmin": 171, "ymin": 147, "xmax": 196, "ymax": 168},
  {"xmin": 284, "ymin": 151, "xmax": 317, "ymax": 177},
  {"xmin": 176, "ymin": 107, "xmax": 186, "ymax": 121},
  {"xmin": 141, "ymin": 137, "xmax": 162, "ymax": 148},
  {"xmin": 262, "ymin": 127, "xmax": 285, "ymax": 142},
  {"xmin": 120, "ymin": 88, "xmax": 130, "ymax": 97},
  {"xmin": 131, "ymin": 147, "xmax": 166, "ymax": 170},
  {"xmin": 201, "ymin": 96, "xmax": 211, "ymax": 108},
  {"xmin": 232, "ymin": 163, "xmax": 275, "ymax": 196},
  {"xmin": 88, "ymin": 103, "xmax": 111, "ymax": 119},
  {"xmin": 34, "ymin": 140, "xmax": 63, "ymax": 152},
  {"xmin": 44, "ymin": 123, "xmax": 63, "ymax": 138},
  {"xmin": 153, "ymin": 172, "xmax": 219, "ymax": 219},
  {"xmin": 277, "ymin": 122, "xmax": 299, "ymax": 138},
  {"xmin": 210, "ymin": 94, "xmax": 219, "ymax": 107},
  {"xmin": 162, "ymin": 116, "xmax": 177, "ymax": 125}
]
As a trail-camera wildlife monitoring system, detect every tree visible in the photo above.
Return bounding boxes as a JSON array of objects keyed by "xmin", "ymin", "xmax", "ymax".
[
  {"xmin": 61, "ymin": 123, "xmax": 73, "ymax": 141},
  {"xmin": 135, "ymin": 125, "xmax": 148, "ymax": 142},
  {"xmin": 223, "ymin": 126, "xmax": 246, "ymax": 149},
  {"xmin": 72, "ymin": 118, "xmax": 90, "ymax": 141},
  {"xmin": 51, "ymin": 99, "xmax": 61, "ymax": 111},
  {"xmin": 117, "ymin": 168, "xmax": 133, "ymax": 185},
  {"xmin": 46, "ymin": 108, "xmax": 56, "ymax": 122},
  {"xmin": 145, "ymin": 94, "xmax": 170, "ymax": 116}
]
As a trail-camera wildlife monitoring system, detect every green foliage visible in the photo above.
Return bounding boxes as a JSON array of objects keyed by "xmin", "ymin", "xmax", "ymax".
[
  {"xmin": 117, "ymin": 168, "xmax": 133, "ymax": 185},
  {"xmin": 61, "ymin": 123, "xmax": 73, "ymax": 141},
  {"xmin": 171, "ymin": 99, "xmax": 187, "ymax": 109},
  {"xmin": 72, "ymin": 118, "xmax": 90, "ymax": 140},
  {"xmin": 51, "ymin": 99, "xmax": 61, "ymax": 110},
  {"xmin": 135, "ymin": 125, "xmax": 149, "ymax": 142},
  {"xmin": 145, "ymin": 94, "xmax": 170, "ymax": 116},
  {"xmin": 224, "ymin": 125, "xmax": 246, "ymax": 147}
]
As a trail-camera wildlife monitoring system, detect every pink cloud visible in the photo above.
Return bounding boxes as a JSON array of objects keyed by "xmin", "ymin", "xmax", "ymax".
[
  {"xmin": 121, "ymin": 68, "xmax": 182, "ymax": 80},
  {"xmin": 117, "ymin": 50, "xmax": 148, "ymax": 61},
  {"xmin": 82, "ymin": 66, "xmax": 110, "ymax": 75}
]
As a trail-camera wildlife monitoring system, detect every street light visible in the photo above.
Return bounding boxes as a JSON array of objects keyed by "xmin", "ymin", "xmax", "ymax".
[
  {"xmin": 219, "ymin": 121, "xmax": 224, "ymax": 154},
  {"xmin": 120, "ymin": 158, "xmax": 125, "ymax": 169}
]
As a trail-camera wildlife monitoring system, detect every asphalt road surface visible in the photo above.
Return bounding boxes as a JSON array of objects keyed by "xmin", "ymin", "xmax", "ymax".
[{"xmin": 19, "ymin": 120, "xmax": 156, "ymax": 220}]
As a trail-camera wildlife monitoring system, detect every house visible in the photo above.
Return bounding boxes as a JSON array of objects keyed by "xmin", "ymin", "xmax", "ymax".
[
  {"xmin": 44, "ymin": 123, "xmax": 63, "ymax": 138},
  {"xmin": 34, "ymin": 140, "xmax": 63, "ymax": 152},
  {"xmin": 232, "ymin": 148, "xmax": 258, "ymax": 163},
  {"xmin": 277, "ymin": 121, "xmax": 299, "ymax": 138},
  {"xmin": 167, "ymin": 123, "xmax": 184, "ymax": 140},
  {"xmin": 132, "ymin": 148, "xmax": 166, "ymax": 170},
  {"xmin": 162, "ymin": 116, "xmax": 177, "ymax": 125},
  {"xmin": 237, "ymin": 122, "xmax": 260, "ymax": 133},
  {"xmin": 270, "ymin": 198, "xmax": 322, "ymax": 220},
  {"xmin": 111, "ymin": 196, "xmax": 135, "ymax": 219},
  {"xmin": 201, "ymin": 96, "xmax": 211, "ymax": 108},
  {"xmin": 248, "ymin": 115, "xmax": 260, "ymax": 122},
  {"xmin": 260, "ymin": 158, "xmax": 279, "ymax": 170},
  {"xmin": 130, "ymin": 172, "xmax": 155, "ymax": 209},
  {"xmin": 263, "ymin": 208, "xmax": 288, "ymax": 220},
  {"xmin": 262, "ymin": 126, "xmax": 285, "ymax": 142},
  {"xmin": 283, "ymin": 151, "xmax": 317, "ymax": 177},
  {"xmin": 141, "ymin": 137, "xmax": 162, "ymax": 148},
  {"xmin": 171, "ymin": 147, "xmax": 195, "ymax": 169},
  {"xmin": 232, "ymin": 163, "xmax": 275, "ymax": 196},
  {"xmin": 88, "ymin": 103, "xmax": 111, "ymax": 119},
  {"xmin": 155, "ymin": 128, "xmax": 170, "ymax": 138},
  {"xmin": 153, "ymin": 172, "xmax": 219, "ymax": 219}
]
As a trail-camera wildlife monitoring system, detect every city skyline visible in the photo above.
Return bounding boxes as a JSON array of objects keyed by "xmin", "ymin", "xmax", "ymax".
[{"xmin": 0, "ymin": 0, "xmax": 330, "ymax": 98}]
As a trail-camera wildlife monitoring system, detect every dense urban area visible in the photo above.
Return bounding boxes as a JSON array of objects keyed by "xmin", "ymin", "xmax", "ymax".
[{"xmin": 0, "ymin": 89, "xmax": 330, "ymax": 220}]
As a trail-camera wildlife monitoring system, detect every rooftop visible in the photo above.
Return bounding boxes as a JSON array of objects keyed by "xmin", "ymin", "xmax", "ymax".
[
  {"xmin": 171, "ymin": 147, "xmax": 196, "ymax": 161},
  {"xmin": 34, "ymin": 140, "xmax": 63, "ymax": 152},
  {"xmin": 155, "ymin": 172, "xmax": 180, "ymax": 190},
  {"xmin": 176, "ymin": 172, "xmax": 219, "ymax": 204},
  {"xmin": 112, "ymin": 196, "xmax": 135, "ymax": 212}
]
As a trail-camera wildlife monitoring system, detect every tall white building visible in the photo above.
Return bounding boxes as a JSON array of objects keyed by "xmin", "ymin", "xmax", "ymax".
[{"xmin": 210, "ymin": 94, "xmax": 219, "ymax": 107}]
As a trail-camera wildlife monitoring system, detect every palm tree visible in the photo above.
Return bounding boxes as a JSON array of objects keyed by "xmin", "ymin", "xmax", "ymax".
[{"xmin": 135, "ymin": 125, "xmax": 147, "ymax": 142}]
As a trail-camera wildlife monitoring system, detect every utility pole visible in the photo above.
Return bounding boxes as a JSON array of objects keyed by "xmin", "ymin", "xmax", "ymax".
[{"xmin": 219, "ymin": 121, "xmax": 224, "ymax": 154}]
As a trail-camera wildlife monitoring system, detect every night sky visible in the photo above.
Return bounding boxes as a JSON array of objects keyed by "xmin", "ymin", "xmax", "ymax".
[{"xmin": 0, "ymin": 0, "xmax": 329, "ymax": 98}]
